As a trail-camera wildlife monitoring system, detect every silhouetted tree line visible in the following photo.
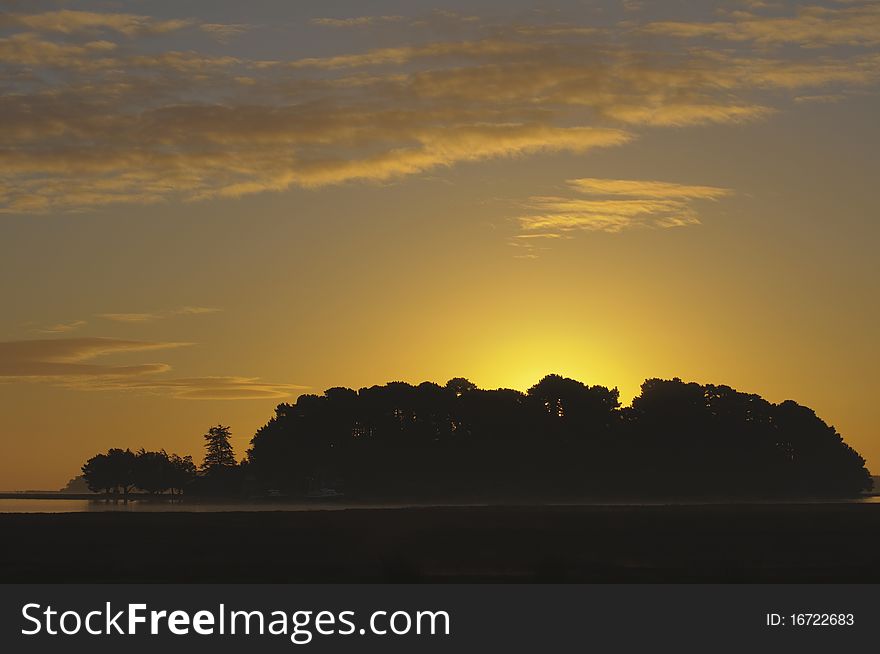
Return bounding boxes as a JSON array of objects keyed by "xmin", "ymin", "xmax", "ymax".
[
  {"xmin": 81, "ymin": 425, "xmax": 237, "ymax": 499},
  {"xmin": 245, "ymin": 376, "xmax": 872, "ymax": 498},
  {"xmin": 79, "ymin": 376, "xmax": 872, "ymax": 499}
]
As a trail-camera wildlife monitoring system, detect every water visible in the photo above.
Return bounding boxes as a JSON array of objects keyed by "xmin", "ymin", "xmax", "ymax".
[
  {"xmin": 0, "ymin": 498, "xmax": 377, "ymax": 513},
  {"xmin": 1, "ymin": 496, "xmax": 879, "ymax": 513}
]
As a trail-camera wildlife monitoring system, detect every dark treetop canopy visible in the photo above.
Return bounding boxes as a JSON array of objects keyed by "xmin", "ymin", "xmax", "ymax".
[{"xmin": 244, "ymin": 375, "xmax": 872, "ymax": 499}]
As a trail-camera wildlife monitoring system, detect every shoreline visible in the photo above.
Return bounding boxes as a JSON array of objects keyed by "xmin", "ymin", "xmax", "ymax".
[{"xmin": 2, "ymin": 490, "xmax": 876, "ymax": 502}]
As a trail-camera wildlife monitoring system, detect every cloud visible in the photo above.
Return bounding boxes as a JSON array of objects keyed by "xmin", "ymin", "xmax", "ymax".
[
  {"xmin": 97, "ymin": 307, "xmax": 221, "ymax": 323},
  {"xmin": 0, "ymin": 337, "xmax": 189, "ymax": 377},
  {"xmin": 566, "ymin": 178, "xmax": 733, "ymax": 199},
  {"xmin": 198, "ymin": 23, "xmax": 248, "ymax": 42},
  {"xmin": 0, "ymin": 32, "xmax": 119, "ymax": 69},
  {"xmin": 0, "ymin": 10, "xmax": 192, "ymax": 37},
  {"xmin": 287, "ymin": 39, "xmax": 540, "ymax": 70},
  {"xmin": 0, "ymin": 337, "xmax": 302, "ymax": 400},
  {"xmin": 97, "ymin": 313, "xmax": 162, "ymax": 323},
  {"xmin": 311, "ymin": 16, "xmax": 405, "ymax": 28},
  {"xmin": 600, "ymin": 102, "xmax": 773, "ymax": 127},
  {"xmin": 38, "ymin": 320, "xmax": 86, "ymax": 334},
  {"xmin": 0, "ymin": 6, "xmax": 878, "ymax": 212},
  {"xmin": 514, "ymin": 178, "xmax": 732, "ymax": 247},
  {"xmin": 644, "ymin": 3, "xmax": 880, "ymax": 47},
  {"xmin": 209, "ymin": 124, "xmax": 631, "ymax": 196},
  {"xmin": 793, "ymin": 93, "xmax": 847, "ymax": 103},
  {"xmin": 89, "ymin": 376, "xmax": 308, "ymax": 400},
  {"xmin": 171, "ymin": 306, "xmax": 221, "ymax": 316}
]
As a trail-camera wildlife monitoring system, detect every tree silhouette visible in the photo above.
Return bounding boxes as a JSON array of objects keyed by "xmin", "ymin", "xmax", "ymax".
[
  {"xmin": 82, "ymin": 448, "xmax": 137, "ymax": 500},
  {"xmin": 195, "ymin": 425, "xmax": 242, "ymax": 496},
  {"xmin": 167, "ymin": 453, "xmax": 197, "ymax": 496},
  {"xmin": 133, "ymin": 449, "xmax": 172, "ymax": 495},
  {"xmin": 246, "ymin": 375, "xmax": 872, "ymax": 498},
  {"xmin": 81, "ymin": 453, "xmax": 113, "ymax": 496},
  {"xmin": 60, "ymin": 474, "xmax": 90, "ymax": 493},
  {"xmin": 79, "ymin": 375, "xmax": 873, "ymax": 500},
  {"xmin": 445, "ymin": 377, "xmax": 477, "ymax": 397},
  {"xmin": 202, "ymin": 425, "xmax": 236, "ymax": 471}
]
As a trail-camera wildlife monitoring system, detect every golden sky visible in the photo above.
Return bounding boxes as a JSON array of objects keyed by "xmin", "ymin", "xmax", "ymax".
[{"xmin": 1, "ymin": 0, "xmax": 878, "ymax": 489}]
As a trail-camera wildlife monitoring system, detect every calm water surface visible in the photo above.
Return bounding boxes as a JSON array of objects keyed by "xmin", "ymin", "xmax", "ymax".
[{"xmin": 1, "ymin": 497, "xmax": 879, "ymax": 513}]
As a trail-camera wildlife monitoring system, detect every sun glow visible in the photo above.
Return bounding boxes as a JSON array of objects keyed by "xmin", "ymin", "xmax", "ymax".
[{"xmin": 465, "ymin": 331, "xmax": 638, "ymax": 401}]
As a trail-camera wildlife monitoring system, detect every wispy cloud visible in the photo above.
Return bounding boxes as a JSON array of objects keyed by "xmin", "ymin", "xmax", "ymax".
[
  {"xmin": 198, "ymin": 22, "xmax": 248, "ymax": 42},
  {"xmin": 644, "ymin": 3, "xmax": 880, "ymax": 47},
  {"xmin": 86, "ymin": 376, "xmax": 308, "ymax": 400},
  {"xmin": 0, "ymin": 337, "xmax": 189, "ymax": 377},
  {"xmin": 38, "ymin": 320, "xmax": 87, "ymax": 334},
  {"xmin": 286, "ymin": 39, "xmax": 540, "ymax": 70},
  {"xmin": 566, "ymin": 178, "xmax": 732, "ymax": 200},
  {"xmin": 0, "ymin": 5, "xmax": 877, "ymax": 212},
  {"xmin": 311, "ymin": 16, "xmax": 405, "ymax": 28},
  {"xmin": 96, "ymin": 312, "xmax": 162, "ymax": 323},
  {"xmin": 0, "ymin": 337, "xmax": 303, "ymax": 400},
  {"xmin": 0, "ymin": 10, "xmax": 192, "ymax": 37},
  {"xmin": 97, "ymin": 306, "xmax": 221, "ymax": 323},
  {"xmin": 514, "ymin": 178, "xmax": 732, "ymax": 252},
  {"xmin": 794, "ymin": 93, "xmax": 847, "ymax": 103},
  {"xmin": 172, "ymin": 306, "xmax": 221, "ymax": 316}
]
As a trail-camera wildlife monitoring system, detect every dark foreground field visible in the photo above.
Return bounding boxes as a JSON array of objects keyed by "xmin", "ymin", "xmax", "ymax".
[{"xmin": 3, "ymin": 503, "xmax": 880, "ymax": 583}]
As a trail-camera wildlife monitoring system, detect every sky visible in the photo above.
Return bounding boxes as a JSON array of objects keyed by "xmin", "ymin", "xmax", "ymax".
[{"xmin": 1, "ymin": 0, "xmax": 878, "ymax": 489}]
